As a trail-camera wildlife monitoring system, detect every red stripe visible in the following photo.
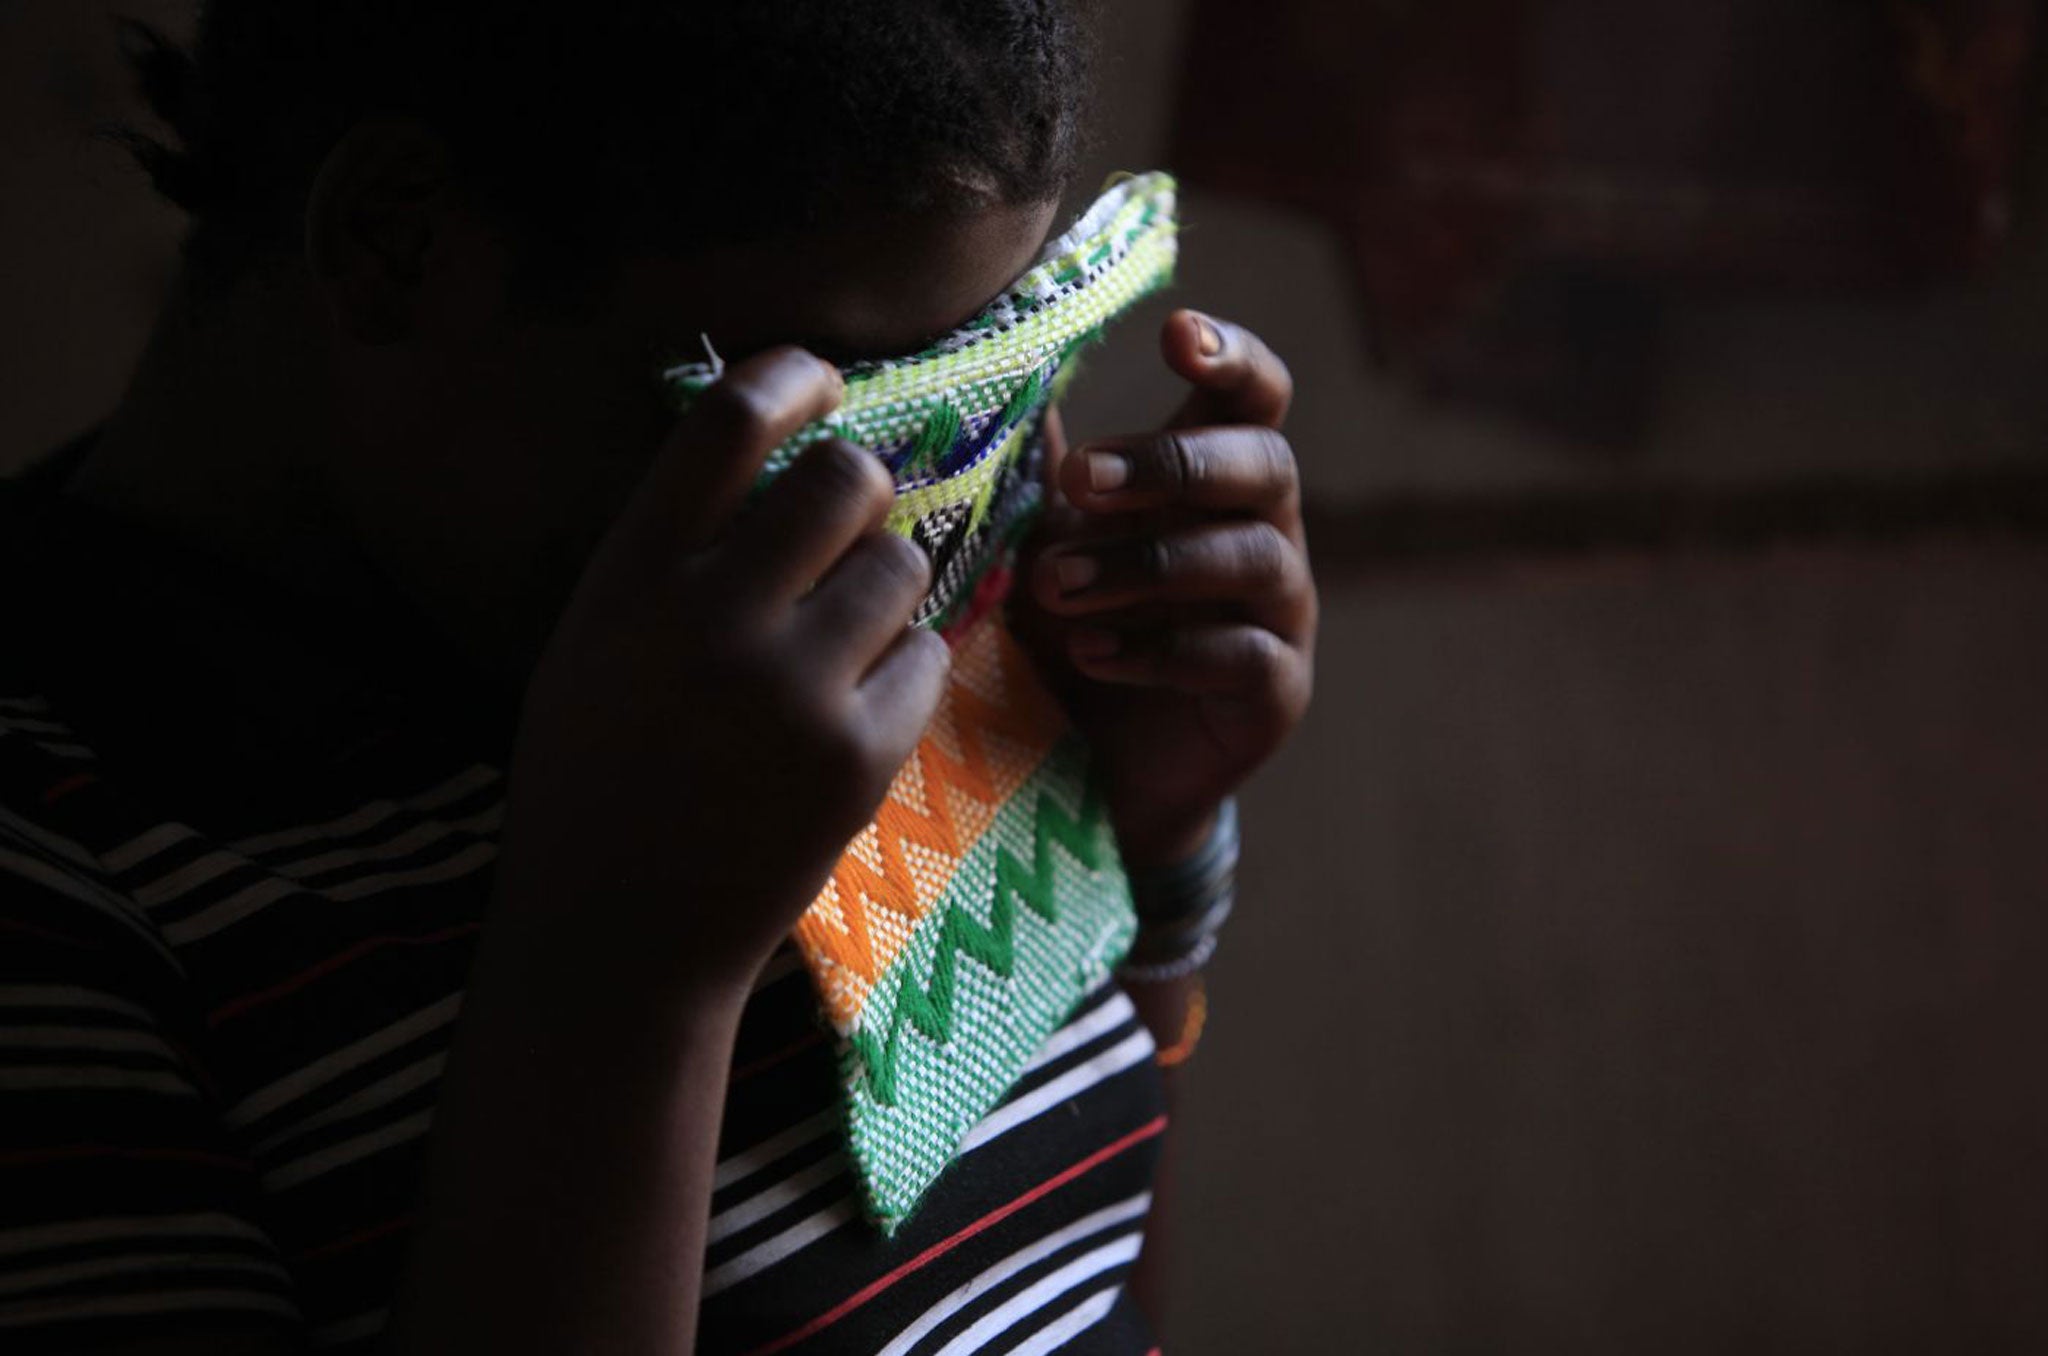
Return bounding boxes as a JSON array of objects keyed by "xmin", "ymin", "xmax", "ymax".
[
  {"xmin": 741, "ymin": 1113, "xmax": 1169, "ymax": 1356},
  {"xmin": 0, "ymin": 1144, "xmax": 251, "ymax": 1172},
  {"xmin": 295, "ymin": 1212, "xmax": 414, "ymax": 1263},
  {"xmin": 41, "ymin": 771, "xmax": 97, "ymax": 804},
  {"xmin": 208, "ymin": 922, "xmax": 482, "ymax": 1027},
  {"xmin": 939, "ymin": 563, "xmax": 1017, "ymax": 644}
]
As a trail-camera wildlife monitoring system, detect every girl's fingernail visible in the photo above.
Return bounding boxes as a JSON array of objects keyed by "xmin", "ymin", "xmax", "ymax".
[
  {"xmin": 1070, "ymin": 628, "xmax": 1120, "ymax": 659},
  {"xmin": 1193, "ymin": 314, "xmax": 1224, "ymax": 357},
  {"xmin": 1054, "ymin": 553, "xmax": 1099, "ymax": 595},
  {"xmin": 1085, "ymin": 450, "xmax": 1130, "ymax": 492}
]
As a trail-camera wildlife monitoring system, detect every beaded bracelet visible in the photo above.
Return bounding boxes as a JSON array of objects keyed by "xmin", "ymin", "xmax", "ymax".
[
  {"xmin": 1130, "ymin": 798, "xmax": 1239, "ymax": 923},
  {"xmin": 1117, "ymin": 932, "xmax": 1219, "ymax": 984},
  {"xmin": 1116, "ymin": 798, "xmax": 1238, "ymax": 983}
]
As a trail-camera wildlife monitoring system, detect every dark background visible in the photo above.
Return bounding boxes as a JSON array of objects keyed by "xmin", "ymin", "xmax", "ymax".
[{"xmin": 6, "ymin": 2, "xmax": 2048, "ymax": 1350}]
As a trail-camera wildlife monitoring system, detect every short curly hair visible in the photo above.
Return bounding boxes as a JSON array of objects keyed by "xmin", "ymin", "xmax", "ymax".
[{"xmin": 118, "ymin": 1, "xmax": 1097, "ymax": 297}]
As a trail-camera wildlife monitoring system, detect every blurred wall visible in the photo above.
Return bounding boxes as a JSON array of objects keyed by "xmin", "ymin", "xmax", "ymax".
[
  {"xmin": 8, "ymin": 3, "xmax": 2048, "ymax": 1353},
  {"xmin": 1065, "ymin": 4, "xmax": 2048, "ymax": 1353}
]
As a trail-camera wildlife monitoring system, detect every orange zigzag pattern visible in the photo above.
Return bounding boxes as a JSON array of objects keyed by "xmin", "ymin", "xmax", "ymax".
[{"xmin": 796, "ymin": 624, "xmax": 1065, "ymax": 1030}]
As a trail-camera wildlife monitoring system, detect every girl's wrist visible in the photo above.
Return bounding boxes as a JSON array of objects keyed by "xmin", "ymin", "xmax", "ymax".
[
  {"xmin": 1118, "ymin": 797, "xmax": 1238, "ymax": 983},
  {"xmin": 1113, "ymin": 803, "xmax": 1221, "ymax": 873}
]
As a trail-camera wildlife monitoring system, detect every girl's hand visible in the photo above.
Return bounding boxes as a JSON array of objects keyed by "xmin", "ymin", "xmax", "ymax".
[
  {"xmin": 500, "ymin": 346, "xmax": 950, "ymax": 996},
  {"xmin": 1016, "ymin": 310, "xmax": 1316, "ymax": 867},
  {"xmin": 403, "ymin": 350, "xmax": 950, "ymax": 1356}
]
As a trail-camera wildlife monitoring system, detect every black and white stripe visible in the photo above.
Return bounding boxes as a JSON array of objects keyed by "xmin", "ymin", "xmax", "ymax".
[
  {"xmin": 879, "ymin": 1193, "xmax": 1150, "ymax": 1356},
  {"xmin": 0, "ymin": 529, "xmax": 1167, "ymax": 1356},
  {"xmin": 115, "ymin": 767, "xmax": 505, "ymax": 949},
  {"xmin": 0, "ymin": 1212, "xmax": 298, "ymax": 1334},
  {"xmin": 0, "ymin": 707, "xmax": 93, "ymax": 762},
  {"xmin": 700, "ymin": 984, "xmax": 1157, "ymax": 1303}
]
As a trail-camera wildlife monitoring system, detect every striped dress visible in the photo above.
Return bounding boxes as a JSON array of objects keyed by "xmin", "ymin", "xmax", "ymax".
[{"xmin": 0, "ymin": 464, "xmax": 1167, "ymax": 1353}]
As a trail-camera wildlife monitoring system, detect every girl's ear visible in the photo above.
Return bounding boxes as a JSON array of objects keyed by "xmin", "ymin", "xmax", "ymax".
[{"xmin": 303, "ymin": 119, "xmax": 453, "ymax": 345}]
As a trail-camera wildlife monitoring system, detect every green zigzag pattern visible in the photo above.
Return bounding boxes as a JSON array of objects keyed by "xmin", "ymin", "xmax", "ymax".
[{"xmin": 849, "ymin": 780, "xmax": 1108, "ymax": 1108}]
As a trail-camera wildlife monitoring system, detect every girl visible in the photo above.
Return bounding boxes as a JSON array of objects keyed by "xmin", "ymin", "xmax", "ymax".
[{"xmin": 0, "ymin": 3, "xmax": 1314, "ymax": 1351}]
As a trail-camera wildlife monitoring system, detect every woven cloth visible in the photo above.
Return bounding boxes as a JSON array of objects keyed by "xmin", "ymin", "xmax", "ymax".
[{"xmin": 662, "ymin": 171, "xmax": 1178, "ymax": 1230}]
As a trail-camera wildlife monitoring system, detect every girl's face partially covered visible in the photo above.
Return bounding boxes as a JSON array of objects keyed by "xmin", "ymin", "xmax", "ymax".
[{"xmin": 319, "ymin": 193, "xmax": 1061, "ymax": 672}]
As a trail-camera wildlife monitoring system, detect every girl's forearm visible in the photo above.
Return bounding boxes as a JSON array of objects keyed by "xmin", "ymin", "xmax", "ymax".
[
  {"xmin": 1119, "ymin": 972, "xmax": 1202, "ymax": 1339},
  {"xmin": 382, "ymin": 895, "xmax": 752, "ymax": 1356}
]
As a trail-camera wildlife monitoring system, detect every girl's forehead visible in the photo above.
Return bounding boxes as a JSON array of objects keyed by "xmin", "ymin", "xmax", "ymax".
[{"xmin": 618, "ymin": 199, "xmax": 1062, "ymax": 368}]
